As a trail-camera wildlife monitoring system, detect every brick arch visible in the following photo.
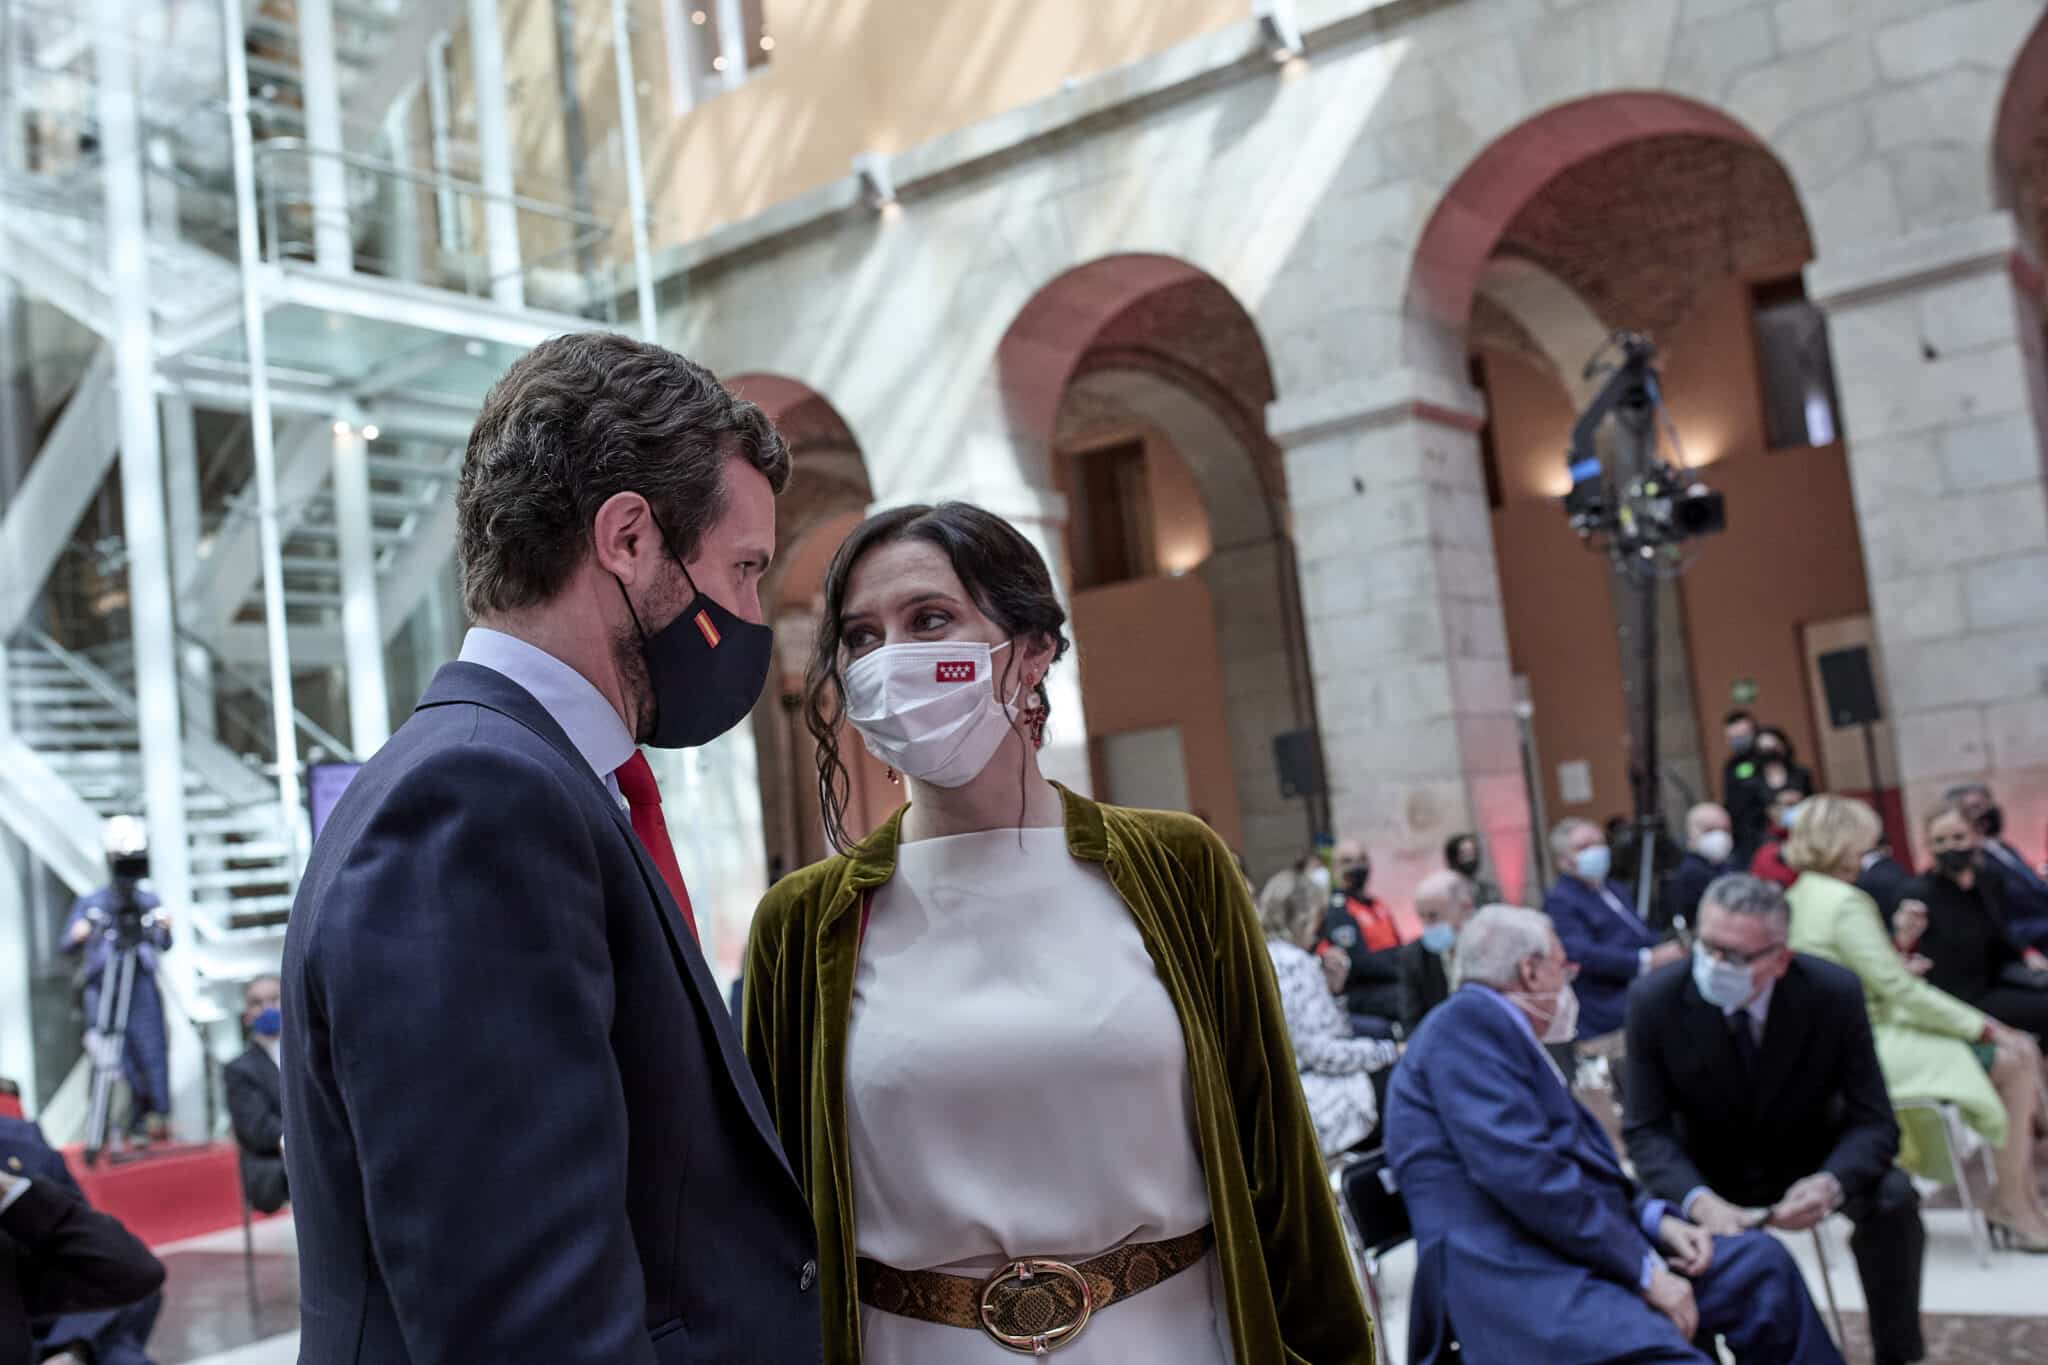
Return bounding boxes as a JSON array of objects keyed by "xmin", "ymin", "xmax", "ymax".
[
  {"xmin": 1405, "ymin": 92, "xmax": 1770, "ymax": 362},
  {"xmin": 1995, "ymin": 12, "xmax": 2048, "ymax": 251},
  {"xmin": 996, "ymin": 254, "xmax": 1275, "ymax": 461}
]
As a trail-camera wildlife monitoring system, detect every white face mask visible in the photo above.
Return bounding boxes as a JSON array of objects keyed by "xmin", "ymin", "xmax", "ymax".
[
  {"xmin": 1510, "ymin": 979, "xmax": 1580, "ymax": 1044},
  {"xmin": 1696, "ymin": 829, "xmax": 1734, "ymax": 865},
  {"xmin": 843, "ymin": 640, "xmax": 1023, "ymax": 788}
]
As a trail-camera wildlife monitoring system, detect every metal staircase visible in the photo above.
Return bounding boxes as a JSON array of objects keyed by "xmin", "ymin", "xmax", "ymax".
[{"xmin": 4, "ymin": 632, "xmax": 300, "ymax": 937}]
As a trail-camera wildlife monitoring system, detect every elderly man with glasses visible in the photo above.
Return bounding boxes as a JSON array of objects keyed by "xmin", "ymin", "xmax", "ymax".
[
  {"xmin": 1384, "ymin": 904, "xmax": 1841, "ymax": 1365},
  {"xmin": 1623, "ymin": 874, "xmax": 1923, "ymax": 1365}
]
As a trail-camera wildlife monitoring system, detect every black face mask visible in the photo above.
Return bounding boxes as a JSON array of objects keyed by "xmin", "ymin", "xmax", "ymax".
[
  {"xmin": 1977, "ymin": 805, "xmax": 2005, "ymax": 839},
  {"xmin": 1452, "ymin": 850, "xmax": 1481, "ymax": 877},
  {"xmin": 1343, "ymin": 866, "xmax": 1370, "ymax": 897},
  {"xmin": 1934, "ymin": 847, "xmax": 1976, "ymax": 877},
  {"xmin": 615, "ymin": 516, "xmax": 774, "ymax": 749}
]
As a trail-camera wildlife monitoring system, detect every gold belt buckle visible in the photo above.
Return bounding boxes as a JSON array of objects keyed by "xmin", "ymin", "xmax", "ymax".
[{"xmin": 977, "ymin": 1257, "xmax": 1094, "ymax": 1356}]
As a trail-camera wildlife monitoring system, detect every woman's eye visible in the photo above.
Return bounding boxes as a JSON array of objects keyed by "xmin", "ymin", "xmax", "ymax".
[{"xmin": 913, "ymin": 611, "xmax": 949, "ymax": 632}]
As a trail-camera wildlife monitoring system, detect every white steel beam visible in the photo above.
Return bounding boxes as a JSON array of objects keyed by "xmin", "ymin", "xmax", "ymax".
[
  {"xmin": 611, "ymin": 0, "xmax": 658, "ymax": 340},
  {"xmin": 0, "ymin": 348, "xmax": 118, "ymax": 635},
  {"xmin": 330, "ymin": 426, "xmax": 390, "ymax": 752},
  {"xmin": 262, "ymin": 262, "xmax": 590, "ymax": 348},
  {"xmin": 297, "ymin": 0, "xmax": 355, "ymax": 273},
  {"xmin": 224, "ymin": 0, "xmax": 308, "ymax": 865},
  {"xmin": 467, "ymin": 0, "xmax": 525, "ymax": 308},
  {"xmin": 95, "ymin": 3, "xmax": 196, "ymax": 1128}
]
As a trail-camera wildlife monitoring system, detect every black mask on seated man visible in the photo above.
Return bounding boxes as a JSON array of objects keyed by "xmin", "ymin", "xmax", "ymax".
[
  {"xmin": 1976, "ymin": 805, "xmax": 2005, "ymax": 839},
  {"xmin": 1343, "ymin": 866, "xmax": 1371, "ymax": 898}
]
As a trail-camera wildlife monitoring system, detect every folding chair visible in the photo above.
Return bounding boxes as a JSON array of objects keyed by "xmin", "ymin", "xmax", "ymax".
[
  {"xmin": 1893, "ymin": 1096, "xmax": 1994, "ymax": 1265},
  {"xmin": 1329, "ymin": 1147, "xmax": 1413, "ymax": 1364},
  {"xmin": 1805, "ymin": 1219, "xmax": 1848, "ymax": 1354}
]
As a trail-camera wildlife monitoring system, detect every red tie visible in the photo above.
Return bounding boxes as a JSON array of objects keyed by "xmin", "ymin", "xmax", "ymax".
[{"xmin": 614, "ymin": 751, "xmax": 699, "ymax": 942}]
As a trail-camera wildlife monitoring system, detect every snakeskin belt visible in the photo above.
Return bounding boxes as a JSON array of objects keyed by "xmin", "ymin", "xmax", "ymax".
[{"xmin": 856, "ymin": 1225, "xmax": 1213, "ymax": 1356}]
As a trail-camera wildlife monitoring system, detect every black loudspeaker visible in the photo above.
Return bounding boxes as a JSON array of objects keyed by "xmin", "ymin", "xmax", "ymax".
[
  {"xmin": 1273, "ymin": 729, "xmax": 1325, "ymax": 799},
  {"xmin": 1818, "ymin": 646, "xmax": 1883, "ymax": 727}
]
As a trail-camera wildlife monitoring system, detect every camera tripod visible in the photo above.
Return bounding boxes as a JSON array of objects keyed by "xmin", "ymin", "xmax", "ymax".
[{"xmin": 81, "ymin": 903, "xmax": 156, "ymax": 1167}]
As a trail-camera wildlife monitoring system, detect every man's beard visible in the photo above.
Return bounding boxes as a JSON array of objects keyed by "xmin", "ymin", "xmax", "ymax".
[{"xmin": 613, "ymin": 624, "xmax": 658, "ymax": 745}]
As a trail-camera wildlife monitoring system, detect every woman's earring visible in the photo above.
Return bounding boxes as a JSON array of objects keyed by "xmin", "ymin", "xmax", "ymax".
[{"xmin": 885, "ymin": 767, "xmax": 900, "ymax": 785}]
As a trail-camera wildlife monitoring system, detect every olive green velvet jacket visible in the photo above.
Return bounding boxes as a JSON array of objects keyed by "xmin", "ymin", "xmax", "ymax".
[{"xmin": 741, "ymin": 786, "xmax": 1374, "ymax": 1364}]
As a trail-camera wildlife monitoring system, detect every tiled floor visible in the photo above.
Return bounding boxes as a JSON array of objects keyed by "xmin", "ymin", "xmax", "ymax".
[{"xmin": 153, "ymin": 1200, "xmax": 2048, "ymax": 1364}]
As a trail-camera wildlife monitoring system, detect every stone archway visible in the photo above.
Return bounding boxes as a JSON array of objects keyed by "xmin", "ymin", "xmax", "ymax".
[
  {"xmin": 998, "ymin": 255, "xmax": 1321, "ymax": 877},
  {"xmin": 725, "ymin": 373, "xmax": 881, "ymax": 873}
]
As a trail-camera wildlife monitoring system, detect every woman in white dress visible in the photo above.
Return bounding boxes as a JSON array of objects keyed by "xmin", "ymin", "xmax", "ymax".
[
  {"xmin": 743, "ymin": 502, "xmax": 1370, "ymax": 1364},
  {"xmin": 1258, "ymin": 867, "xmax": 1401, "ymax": 1156}
]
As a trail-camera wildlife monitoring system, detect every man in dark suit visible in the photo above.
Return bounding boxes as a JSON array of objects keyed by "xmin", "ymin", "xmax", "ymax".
[
  {"xmin": 1947, "ymin": 782, "xmax": 2048, "ymax": 947},
  {"xmin": 282, "ymin": 335, "xmax": 821, "ymax": 1364},
  {"xmin": 1625, "ymin": 874, "xmax": 1924, "ymax": 1365},
  {"xmin": 1384, "ymin": 905, "xmax": 1841, "ymax": 1365},
  {"xmin": 1397, "ymin": 870, "xmax": 1473, "ymax": 1033},
  {"xmin": 1543, "ymin": 818, "xmax": 1685, "ymax": 1039},
  {"xmin": 0, "ymin": 1121, "xmax": 163, "ymax": 1365},
  {"xmin": 225, "ymin": 975, "xmax": 287, "ymax": 1214}
]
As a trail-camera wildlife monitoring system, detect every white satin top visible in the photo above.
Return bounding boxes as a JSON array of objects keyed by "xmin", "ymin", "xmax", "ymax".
[{"xmin": 844, "ymin": 826, "xmax": 1231, "ymax": 1364}]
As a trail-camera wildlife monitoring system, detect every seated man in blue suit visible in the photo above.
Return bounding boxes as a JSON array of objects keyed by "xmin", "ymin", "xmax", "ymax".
[
  {"xmin": 1545, "ymin": 818, "xmax": 1685, "ymax": 1038},
  {"xmin": 1383, "ymin": 904, "xmax": 1842, "ymax": 1365}
]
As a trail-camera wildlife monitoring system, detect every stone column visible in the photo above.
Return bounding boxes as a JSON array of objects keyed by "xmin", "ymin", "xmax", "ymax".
[
  {"xmin": 1272, "ymin": 370, "xmax": 1533, "ymax": 903},
  {"xmin": 1809, "ymin": 213, "xmax": 2048, "ymax": 856}
]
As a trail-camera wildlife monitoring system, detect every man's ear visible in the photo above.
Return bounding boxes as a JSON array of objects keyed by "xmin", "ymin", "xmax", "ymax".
[{"xmin": 591, "ymin": 491, "xmax": 657, "ymax": 584}]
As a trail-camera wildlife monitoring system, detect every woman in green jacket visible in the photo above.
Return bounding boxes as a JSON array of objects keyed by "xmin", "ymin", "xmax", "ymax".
[
  {"xmin": 742, "ymin": 502, "xmax": 1372, "ymax": 1363},
  {"xmin": 1783, "ymin": 795, "xmax": 2048, "ymax": 1250}
]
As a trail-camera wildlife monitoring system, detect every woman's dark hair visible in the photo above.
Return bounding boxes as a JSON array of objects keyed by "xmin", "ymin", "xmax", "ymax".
[
  {"xmin": 803, "ymin": 503, "xmax": 1070, "ymax": 854},
  {"xmin": 1443, "ymin": 832, "xmax": 1478, "ymax": 867}
]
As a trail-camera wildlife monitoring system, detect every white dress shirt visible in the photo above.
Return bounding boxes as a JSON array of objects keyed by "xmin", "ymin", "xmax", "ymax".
[{"xmin": 458, "ymin": 627, "xmax": 636, "ymax": 804}]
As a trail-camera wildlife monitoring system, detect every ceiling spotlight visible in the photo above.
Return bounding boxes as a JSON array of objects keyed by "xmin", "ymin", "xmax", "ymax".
[
  {"xmin": 332, "ymin": 419, "xmax": 351, "ymax": 436},
  {"xmin": 690, "ymin": 9, "xmax": 706, "ymax": 23},
  {"xmin": 852, "ymin": 152, "xmax": 897, "ymax": 212},
  {"xmin": 1254, "ymin": 0, "xmax": 1303, "ymax": 63},
  {"xmin": 759, "ymin": 34, "xmax": 775, "ymax": 52},
  {"xmin": 711, "ymin": 55, "xmax": 727, "ymax": 71},
  {"xmin": 361, "ymin": 424, "xmax": 380, "ymax": 442}
]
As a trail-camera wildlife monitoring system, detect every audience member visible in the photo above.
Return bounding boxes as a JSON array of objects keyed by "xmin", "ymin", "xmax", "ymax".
[
  {"xmin": 1903, "ymin": 802, "xmax": 2048, "ymax": 1042},
  {"xmin": 61, "ymin": 872, "xmax": 173, "ymax": 1144},
  {"xmin": 1857, "ymin": 841, "xmax": 1915, "ymax": 927},
  {"xmin": 1443, "ymin": 831, "xmax": 1502, "ymax": 908},
  {"xmin": 226, "ymin": 975, "xmax": 288, "ymax": 1215},
  {"xmin": 1258, "ymin": 869, "xmax": 1400, "ymax": 1155},
  {"xmin": 1399, "ymin": 871, "xmax": 1474, "ymax": 1033},
  {"xmin": 1319, "ymin": 838, "xmax": 1418, "ymax": 1038},
  {"xmin": 1784, "ymin": 795, "xmax": 2048, "ymax": 1251},
  {"xmin": 1625, "ymin": 875, "xmax": 1925, "ymax": 1365},
  {"xmin": 0, "ymin": 1115, "xmax": 163, "ymax": 1365},
  {"xmin": 1543, "ymin": 819, "xmax": 1684, "ymax": 1039},
  {"xmin": 0, "ymin": 1161, "xmax": 163, "ymax": 1365},
  {"xmin": 1749, "ymin": 783, "xmax": 1813, "ymax": 889},
  {"xmin": 1662, "ymin": 802, "xmax": 1736, "ymax": 932},
  {"xmin": 1945, "ymin": 782, "xmax": 2048, "ymax": 949},
  {"xmin": 1384, "ymin": 904, "xmax": 1844, "ymax": 1364},
  {"xmin": 1731, "ymin": 726, "xmax": 1813, "ymax": 867}
]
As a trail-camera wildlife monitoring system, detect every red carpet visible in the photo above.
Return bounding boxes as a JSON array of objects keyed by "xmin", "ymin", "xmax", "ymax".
[{"xmin": 60, "ymin": 1141, "xmax": 265, "ymax": 1248}]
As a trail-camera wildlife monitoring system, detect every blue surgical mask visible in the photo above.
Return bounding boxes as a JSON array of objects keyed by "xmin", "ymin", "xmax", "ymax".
[
  {"xmin": 1420, "ymin": 922, "xmax": 1457, "ymax": 954},
  {"xmin": 1691, "ymin": 945, "xmax": 1754, "ymax": 1011},
  {"xmin": 1574, "ymin": 844, "xmax": 1612, "ymax": 882},
  {"xmin": 250, "ymin": 1007, "xmax": 282, "ymax": 1038}
]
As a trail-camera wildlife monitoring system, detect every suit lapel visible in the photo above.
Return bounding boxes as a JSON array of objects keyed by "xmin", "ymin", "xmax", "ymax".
[
  {"xmin": 417, "ymin": 663, "xmax": 790, "ymax": 1172},
  {"xmin": 1680, "ymin": 978, "xmax": 1751, "ymax": 1111}
]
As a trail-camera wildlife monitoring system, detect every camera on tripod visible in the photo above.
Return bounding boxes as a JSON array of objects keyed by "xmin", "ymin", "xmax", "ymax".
[
  {"xmin": 98, "ymin": 814, "xmax": 158, "ymax": 948},
  {"xmin": 1562, "ymin": 333, "xmax": 1727, "ymax": 559}
]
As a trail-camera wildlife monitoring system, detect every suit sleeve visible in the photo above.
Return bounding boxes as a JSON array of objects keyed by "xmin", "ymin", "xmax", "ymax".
[
  {"xmin": 1825, "ymin": 882, "xmax": 1987, "ymax": 1042},
  {"xmin": 1817, "ymin": 974, "xmax": 1901, "ymax": 1197},
  {"xmin": 310, "ymin": 745, "xmax": 656, "ymax": 1365},
  {"xmin": 1427, "ymin": 1007, "xmax": 1655, "ymax": 1288},
  {"xmin": 226, "ymin": 1059, "xmax": 283, "ymax": 1156},
  {"xmin": 4, "ymin": 1178, "xmax": 165, "ymax": 1316},
  {"xmin": 1619, "ymin": 981, "xmax": 1708, "ymax": 1204},
  {"xmin": 1398, "ymin": 946, "xmax": 1426, "ymax": 1032},
  {"xmin": 1545, "ymin": 889, "xmax": 1642, "ymax": 985},
  {"xmin": 1201, "ymin": 831, "xmax": 1372, "ymax": 1363}
]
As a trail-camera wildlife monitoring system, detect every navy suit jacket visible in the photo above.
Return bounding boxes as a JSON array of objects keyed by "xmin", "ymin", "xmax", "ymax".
[
  {"xmin": 1385, "ymin": 987, "xmax": 1671, "ymax": 1365},
  {"xmin": 281, "ymin": 663, "xmax": 821, "ymax": 1365},
  {"xmin": 1542, "ymin": 876, "xmax": 1660, "ymax": 1037},
  {"xmin": 1982, "ymin": 839, "xmax": 2048, "ymax": 928}
]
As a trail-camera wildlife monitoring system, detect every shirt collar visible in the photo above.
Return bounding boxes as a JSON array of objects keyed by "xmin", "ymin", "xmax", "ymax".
[
  {"xmin": 458, "ymin": 627, "xmax": 636, "ymax": 784},
  {"xmin": 1722, "ymin": 976, "xmax": 1775, "ymax": 1027},
  {"xmin": 256, "ymin": 1033, "xmax": 281, "ymax": 1066}
]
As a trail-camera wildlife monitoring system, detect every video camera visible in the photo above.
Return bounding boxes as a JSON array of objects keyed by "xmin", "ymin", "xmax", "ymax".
[
  {"xmin": 1562, "ymin": 334, "xmax": 1726, "ymax": 559},
  {"xmin": 99, "ymin": 814, "xmax": 157, "ymax": 943}
]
